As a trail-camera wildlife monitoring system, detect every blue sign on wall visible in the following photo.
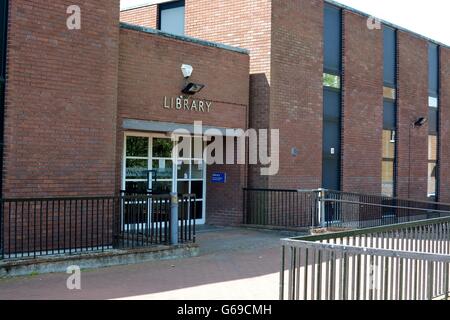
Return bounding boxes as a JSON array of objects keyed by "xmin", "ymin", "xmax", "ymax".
[{"xmin": 211, "ymin": 173, "xmax": 227, "ymax": 184}]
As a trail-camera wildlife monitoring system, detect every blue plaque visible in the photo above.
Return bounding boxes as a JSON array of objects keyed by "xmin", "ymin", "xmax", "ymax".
[{"xmin": 211, "ymin": 173, "xmax": 227, "ymax": 184}]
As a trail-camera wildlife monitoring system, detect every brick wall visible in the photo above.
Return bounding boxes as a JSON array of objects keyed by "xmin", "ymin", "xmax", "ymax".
[
  {"xmin": 117, "ymin": 28, "xmax": 249, "ymax": 225},
  {"xmin": 185, "ymin": 0, "xmax": 272, "ymax": 189},
  {"xmin": 120, "ymin": 5, "xmax": 158, "ymax": 29},
  {"xmin": 396, "ymin": 31, "xmax": 429, "ymax": 200},
  {"xmin": 439, "ymin": 47, "xmax": 450, "ymax": 202},
  {"xmin": 341, "ymin": 11, "xmax": 383, "ymax": 194},
  {"xmin": 4, "ymin": 0, "xmax": 120, "ymax": 197},
  {"xmin": 269, "ymin": 0, "xmax": 323, "ymax": 189},
  {"xmin": 206, "ymin": 141, "xmax": 247, "ymax": 226}
]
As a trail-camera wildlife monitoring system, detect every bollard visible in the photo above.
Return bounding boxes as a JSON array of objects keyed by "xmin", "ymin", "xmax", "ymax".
[
  {"xmin": 317, "ymin": 188, "xmax": 327, "ymax": 227},
  {"xmin": 170, "ymin": 192, "xmax": 179, "ymax": 245}
]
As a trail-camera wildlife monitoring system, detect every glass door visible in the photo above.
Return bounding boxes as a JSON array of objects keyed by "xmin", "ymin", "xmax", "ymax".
[
  {"xmin": 123, "ymin": 132, "xmax": 206, "ymax": 227},
  {"xmin": 175, "ymin": 136, "xmax": 206, "ymax": 224}
]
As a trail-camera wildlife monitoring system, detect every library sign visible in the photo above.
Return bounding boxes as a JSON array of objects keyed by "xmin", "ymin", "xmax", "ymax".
[{"xmin": 163, "ymin": 96, "xmax": 213, "ymax": 113}]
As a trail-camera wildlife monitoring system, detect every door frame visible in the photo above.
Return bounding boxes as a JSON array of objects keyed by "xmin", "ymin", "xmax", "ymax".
[{"xmin": 122, "ymin": 131, "xmax": 207, "ymax": 227}]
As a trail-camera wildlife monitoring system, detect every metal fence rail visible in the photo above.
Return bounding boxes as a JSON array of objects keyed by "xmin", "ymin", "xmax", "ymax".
[
  {"xmin": 324, "ymin": 190, "xmax": 450, "ymax": 229},
  {"xmin": 243, "ymin": 188, "xmax": 450, "ymax": 230},
  {"xmin": 243, "ymin": 189, "xmax": 319, "ymax": 229},
  {"xmin": 0, "ymin": 193, "xmax": 196, "ymax": 260},
  {"xmin": 280, "ymin": 217, "xmax": 450, "ymax": 300}
]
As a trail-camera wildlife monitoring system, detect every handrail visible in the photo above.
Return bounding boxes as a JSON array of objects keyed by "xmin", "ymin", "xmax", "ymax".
[
  {"xmin": 324, "ymin": 189, "xmax": 450, "ymax": 207},
  {"xmin": 293, "ymin": 216, "xmax": 450, "ymax": 242},
  {"xmin": 322, "ymin": 198, "xmax": 450, "ymax": 214},
  {"xmin": 281, "ymin": 238, "xmax": 450, "ymax": 264}
]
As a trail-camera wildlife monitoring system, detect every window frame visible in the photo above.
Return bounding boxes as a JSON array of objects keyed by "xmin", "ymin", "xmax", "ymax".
[{"xmin": 157, "ymin": 0, "xmax": 186, "ymax": 35}]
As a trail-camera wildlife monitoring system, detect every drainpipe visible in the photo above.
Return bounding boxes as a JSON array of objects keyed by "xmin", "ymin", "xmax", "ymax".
[
  {"xmin": 0, "ymin": 1, "xmax": 8, "ymax": 258},
  {"xmin": 0, "ymin": 0, "xmax": 9, "ymax": 199}
]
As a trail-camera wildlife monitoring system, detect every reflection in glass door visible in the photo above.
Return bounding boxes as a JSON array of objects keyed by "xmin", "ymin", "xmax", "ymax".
[{"xmin": 123, "ymin": 133, "xmax": 206, "ymax": 226}]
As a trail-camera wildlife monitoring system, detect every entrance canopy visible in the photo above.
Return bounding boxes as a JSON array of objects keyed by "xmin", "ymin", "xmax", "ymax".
[{"xmin": 123, "ymin": 119, "xmax": 243, "ymax": 137}]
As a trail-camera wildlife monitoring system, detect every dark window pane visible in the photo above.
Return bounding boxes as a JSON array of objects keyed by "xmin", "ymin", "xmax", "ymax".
[
  {"xmin": 126, "ymin": 159, "xmax": 148, "ymax": 179},
  {"xmin": 429, "ymin": 43, "xmax": 439, "ymax": 96},
  {"xmin": 153, "ymin": 138, "xmax": 173, "ymax": 158},
  {"xmin": 324, "ymin": 4, "xmax": 341, "ymax": 74},
  {"xmin": 194, "ymin": 201, "xmax": 203, "ymax": 219},
  {"xmin": 191, "ymin": 181, "xmax": 203, "ymax": 199},
  {"xmin": 429, "ymin": 107, "xmax": 438, "ymax": 134},
  {"xmin": 159, "ymin": 0, "xmax": 185, "ymax": 36},
  {"xmin": 126, "ymin": 136, "xmax": 148, "ymax": 157},
  {"xmin": 383, "ymin": 100, "xmax": 396, "ymax": 130},
  {"xmin": 323, "ymin": 120, "xmax": 340, "ymax": 156},
  {"xmin": 323, "ymin": 158, "xmax": 340, "ymax": 190},
  {"xmin": 153, "ymin": 181, "xmax": 172, "ymax": 194},
  {"xmin": 125, "ymin": 181, "xmax": 147, "ymax": 194},
  {"xmin": 177, "ymin": 181, "xmax": 189, "ymax": 195},
  {"xmin": 324, "ymin": 88, "xmax": 341, "ymax": 119},
  {"xmin": 383, "ymin": 26, "xmax": 396, "ymax": 86}
]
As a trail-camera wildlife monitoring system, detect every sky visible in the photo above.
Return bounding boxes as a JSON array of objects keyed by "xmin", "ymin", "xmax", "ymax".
[{"xmin": 120, "ymin": 0, "xmax": 450, "ymax": 45}]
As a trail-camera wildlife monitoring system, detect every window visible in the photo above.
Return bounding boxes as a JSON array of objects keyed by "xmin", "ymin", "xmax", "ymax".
[
  {"xmin": 383, "ymin": 27, "xmax": 397, "ymax": 87},
  {"xmin": 382, "ymin": 130, "xmax": 396, "ymax": 197},
  {"xmin": 324, "ymin": 4, "xmax": 342, "ymax": 74},
  {"xmin": 428, "ymin": 135, "xmax": 438, "ymax": 200},
  {"xmin": 428, "ymin": 43, "xmax": 439, "ymax": 201},
  {"xmin": 383, "ymin": 87, "xmax": 396, "ymax": 100},
  {"xmin": 123, "ymin": 133, "xmax": 206, "ymax": 222},
  {"xmin": 323, "ymin": 73, "xmax": 341, "ymax": 89},
  {"xmin": 428, "ymin": 43, "xmax": 439, "ymax": 96},
  {"xmin": 429, "ymin": 96, "xmax": 438, "ymax": 108},
  {"xmin": 322, "ymin": 4, "xmax": 342, "ymax": 192},
  {"xmin": 158, "ymin": 0, "xmax": 185, "ymax": 36}
]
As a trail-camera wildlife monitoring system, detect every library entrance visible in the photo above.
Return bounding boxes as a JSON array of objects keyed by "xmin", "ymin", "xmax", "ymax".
[{"xmin": 123, "ymin": 132, "xmax": 206, "ymax": 225}]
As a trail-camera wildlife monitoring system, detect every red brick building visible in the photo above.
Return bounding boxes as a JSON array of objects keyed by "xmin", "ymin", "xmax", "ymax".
[
  {"xmin": 0, "ymin": 0, "xmax": 449, "ymax": 254},
  {"xmin": 121, "ymin": 0, "xmax": 449, "ymax": 204}
]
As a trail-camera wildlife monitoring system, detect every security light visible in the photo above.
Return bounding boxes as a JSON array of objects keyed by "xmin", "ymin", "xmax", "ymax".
[
  {"xmin": 182, "ymin": 82, "xmax": 205, "ymax": 95},
  {"xmin": 181, "ymin": 64, "xmax": 193, "ymax": 78},
  {"xmin": 413, "ymin": 117, "xmax": 427, "ymax": 127}
]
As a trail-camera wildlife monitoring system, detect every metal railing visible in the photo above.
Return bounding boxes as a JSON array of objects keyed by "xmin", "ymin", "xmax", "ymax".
[
  {"xmin": 0, "ymin": 193, "xmax": 196, "ymax": 260},
  {"xmin": 280, "ymin": 217, "xmax": 450, "ymax": 300},
  {"xmin": 243, "ymin": 188, "xmax": 450, "ymax": 230},
  {"xmin": 323, "ymin": 190, "xmax": 450, "ymax": 229},
  {"xmin": 243, "ymin": 188, "xmax": 319, "ymax": 229}
]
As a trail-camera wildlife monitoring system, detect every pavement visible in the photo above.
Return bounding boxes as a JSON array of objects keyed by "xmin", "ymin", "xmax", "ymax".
[{"xmin": 0, "ymin": 226, "xmax": 305, "ymax": 300}]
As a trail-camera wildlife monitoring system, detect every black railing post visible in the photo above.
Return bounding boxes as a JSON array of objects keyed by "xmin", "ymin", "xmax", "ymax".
[{"xmin": 0, "ymin": 200, "xmax": 3, "ymax": 260}]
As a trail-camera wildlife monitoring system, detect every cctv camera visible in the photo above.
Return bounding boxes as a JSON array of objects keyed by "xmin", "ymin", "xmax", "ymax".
[{"xmin": 181, "ymin": 64, "xmax": 193, "ymax": 79}]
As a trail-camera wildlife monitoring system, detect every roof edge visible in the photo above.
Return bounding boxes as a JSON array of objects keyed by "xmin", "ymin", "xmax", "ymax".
[
  {"xmin": 326, "ymin": 0, "xmax": 450, "ymax": 49},
  {"xmin": 120, "ymin": 22, "xmax": 250, "ymax": 55}
]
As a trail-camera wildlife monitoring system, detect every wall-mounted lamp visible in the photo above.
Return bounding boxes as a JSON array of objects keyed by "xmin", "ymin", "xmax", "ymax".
[
  {"xmin": 182, "ymin": 82, "xmax": 205, "ymax": 95},
  {"xmin": 413, "ymin": 117, "xmax": 428, "ymax": 127},
  {"xmin": 181, "ymin": 64, "xmax": 193, "ymax": 79}
]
